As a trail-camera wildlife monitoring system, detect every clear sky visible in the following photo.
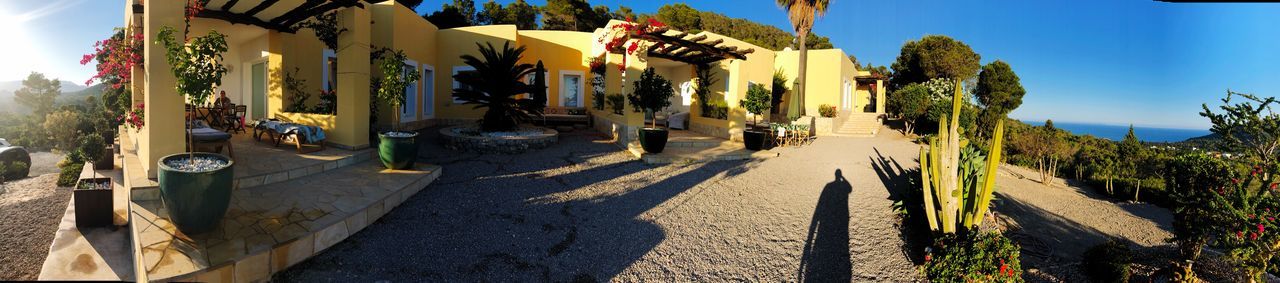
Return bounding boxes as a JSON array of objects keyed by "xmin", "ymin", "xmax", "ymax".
[{"xmin": 6, "ymin": 0, "xmax": 1279, "ymax": 130}]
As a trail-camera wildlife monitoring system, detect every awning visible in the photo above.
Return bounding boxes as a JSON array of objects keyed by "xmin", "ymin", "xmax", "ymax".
[
  {"xmin": 636, "ymin": 28, "xmax": 755, "ymax": 65},
  {"xmin": 196, "ymin": 0, "xmax": 368, "ymax": 33}
]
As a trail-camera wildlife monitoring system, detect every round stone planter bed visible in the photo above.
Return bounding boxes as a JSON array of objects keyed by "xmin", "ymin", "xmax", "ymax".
[{"xmin": 440, "ymin": 125, "xmax": 558, "ymax": 154}]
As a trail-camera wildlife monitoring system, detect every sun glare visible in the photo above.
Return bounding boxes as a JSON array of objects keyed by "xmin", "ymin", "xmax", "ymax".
[{"xmin": 0, "ymin": 6, "xmax": 46, "ymax": 82}]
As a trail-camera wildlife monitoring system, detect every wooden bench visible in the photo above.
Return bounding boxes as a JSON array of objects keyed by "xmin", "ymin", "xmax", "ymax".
[{"xmin": 541, "ymin": 106, "xmax": 591, "ymax": 125}]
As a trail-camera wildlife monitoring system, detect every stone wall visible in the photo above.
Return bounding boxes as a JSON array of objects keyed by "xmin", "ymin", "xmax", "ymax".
[
  {"xmin": 592, "ymin": 115, "xmax": 639, "ymax": 146},
  {"xmin": 438, "ymin": 126, "xmax": 558, "ymax": 154}
]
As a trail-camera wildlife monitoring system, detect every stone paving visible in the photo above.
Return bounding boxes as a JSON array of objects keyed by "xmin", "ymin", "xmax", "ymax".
[{"xmin": 132, "ymin": 160, "xmax": 440, "ymax": 281}]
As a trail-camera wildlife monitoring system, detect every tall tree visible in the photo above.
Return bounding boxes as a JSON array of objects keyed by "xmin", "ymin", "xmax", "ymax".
[
  {"xmin": 474, "ymin": 0, "xmax": 538, "ymax": 29},
  {"xmin": 657, "ymin": 3, "xmax": 701, "ymax": 32},
  {"xmin": 1200, "ymin": 90, "xmax": 1280, "ymax": 169},
  {"xmin": 425, "ymin": 0, "xmax": 475, "ymax": 29},
  {"xmin": 887, "ymin": 83, "xmax": 931, "ymax": 135},
  {"xmin": 974, "ymin": 60, "xmax": 1026, "ymax": 140},
  {"xmin": 889, "ymin": 35, "xmax": 981, "ymax": 90},
  {"xmin": 1117, "ymin": 125, "xmax": 1147, "ymax": 193},
  {"xmin": 13, "ymin": 72, "xmax": 60, "ymax": 119},
  {"xmin": 542, "ymin": 0, "xmax": 597, "ymax": 31},
  {"xmin": 776, "ymin": 0, "xmax": 830, "ymax": 117}
]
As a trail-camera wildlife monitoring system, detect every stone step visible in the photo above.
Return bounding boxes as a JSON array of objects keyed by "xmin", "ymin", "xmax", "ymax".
[
  {"xmin": 128, "ymin": 160, "xmax": 441, "ymax": 282},
  {"xmin": 131, "ymin": 151, "xmax": 375, "ymax": 202}
]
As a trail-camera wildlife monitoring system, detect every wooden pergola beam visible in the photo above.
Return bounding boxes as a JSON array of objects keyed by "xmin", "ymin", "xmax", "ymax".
[
  {"xmin": 243, "ymin": 0, "xmax": 279, "ymax": 16},
  {"xmin": 196, "ymin": 9, "xmax": 294, "ymax": 32},
  {"xmin": 269, "ymin": 0, "xmax": 324, "ymax": 26},
  {"xmin": 221, "ymin": 0, "xmax": 241, "ymax": 11}
]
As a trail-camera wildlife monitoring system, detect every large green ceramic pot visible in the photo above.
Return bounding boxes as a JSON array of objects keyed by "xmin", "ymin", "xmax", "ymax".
[
  {"xmin": 638, "ymin": 128, "xmax": 668, "ymax": 153},
  {"xmin": 378, "ymin": 132, "xmax": 419, "ymax": 169},
  {"xmin": 157, "ymin": 152, "xmax": 234, "ymax": 235}
]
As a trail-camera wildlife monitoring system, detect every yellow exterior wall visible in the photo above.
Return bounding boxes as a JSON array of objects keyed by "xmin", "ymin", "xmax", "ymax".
[
  {"xmin": 434, "ymin": 25, "xmax": 519, "ymax": 120},
  {"xmin": 371, "ymin": 1, "xmax": 440, "ymax": 128},
  {"xmin": 775, "ymin": 49, "xmax": 857, "ymax": 116},
  {"xmin": 516, "ymin": 30, "xmax": 593, "ymax": 108},
  {"xmin": 140, "ymin": 0, "xmax": 186, "ymax": 177}
]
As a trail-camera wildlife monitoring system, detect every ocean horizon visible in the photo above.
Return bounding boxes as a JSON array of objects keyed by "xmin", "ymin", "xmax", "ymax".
[{"xmin": 1020, "ymin": 120, "xmax": 1211, "ymax": 143}]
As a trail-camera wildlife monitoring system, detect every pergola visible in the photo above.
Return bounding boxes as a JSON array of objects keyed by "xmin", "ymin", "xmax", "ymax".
[
  {"xmin": 197, "ymin": 0, "xmax": 369, "ymax": 33},
  {"xmin": 630, "ymin": 27, "xmax": 756, "ymax": 65}
]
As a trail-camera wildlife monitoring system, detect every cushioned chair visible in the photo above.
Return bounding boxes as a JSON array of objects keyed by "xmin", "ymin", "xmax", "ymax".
[{"xmin": 187, "ymin": 120, "xmax": 234, "ymax": 158}]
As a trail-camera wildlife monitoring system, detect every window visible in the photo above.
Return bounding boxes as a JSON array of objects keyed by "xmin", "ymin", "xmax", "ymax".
[
  {"xmin": 322, "ymin": 49, "xmax": 337, "ymax": 91},
  {"xmin": 422, "ymin": 65, "xmax": 435, "ymax": 119},
  {"xmin": 842, "ymin": 79, "xmax": 853, "ymax": 110},
  {"xmin": 560, "ymin": 70, "xmax": 584, "ymax": 107},
  {"xmin": 401, "ymin": 60, "xmax": 418, "ymax": 121},
  {"xmin": 452, "ymin": 66, "xmax": 476, "ymax": 104}
]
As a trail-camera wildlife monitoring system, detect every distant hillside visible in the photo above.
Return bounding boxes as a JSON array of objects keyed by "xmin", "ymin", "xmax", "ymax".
[
  {"xmin": 0, "ymin": 80, "xmax": 94, "ymax": 113},
  {"xmin": 1173, "ymin": 132, "xmax": 1223, "ymax": 150}
]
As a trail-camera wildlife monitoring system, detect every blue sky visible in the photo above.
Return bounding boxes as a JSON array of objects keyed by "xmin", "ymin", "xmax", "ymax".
[{"xmin": 6, "ymin": 0, "xmax": 1280, "ymax": 130}]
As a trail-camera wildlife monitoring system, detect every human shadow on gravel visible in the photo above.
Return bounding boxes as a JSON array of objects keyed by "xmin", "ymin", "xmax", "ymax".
[
  {"xmin": 870, "ymin": 148, "xmax": 930, "ymax": 265},
  {"xmin": 798, "ymin": 169, "xmax": 852, "ymax": 282}
]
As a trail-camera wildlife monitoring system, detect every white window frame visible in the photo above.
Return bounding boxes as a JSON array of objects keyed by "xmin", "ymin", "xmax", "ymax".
[
  {"xmin": 452, "ymin": 66, "xmax": 476, "ymax": 104},
  {"xmin": 559, "ymin": 70, "xmax": 585, "ymax": 107},
  {"xmin": 842, "ymin": 79, "xmax": 853, "ymax": 110},
  {"xmin": 421, "ymin": 64, "xmax": 435, "ymax": 119},
  {"xmin": 401, "ymin": 59, "xmax": 419, "ymax": 122},
  {"xmin": 322, "ymin": 49, "xmax": 336, "ymax": 92}
]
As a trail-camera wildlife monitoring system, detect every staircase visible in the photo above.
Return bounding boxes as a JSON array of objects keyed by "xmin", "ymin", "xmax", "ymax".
[{"xmin": 833, "ymin": 113, "xmax": 882, "ymax": 137}]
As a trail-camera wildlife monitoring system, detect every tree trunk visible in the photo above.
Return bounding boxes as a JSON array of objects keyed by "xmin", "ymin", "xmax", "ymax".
[
  {"xmin": 796, "ymin": 31, "xmax": 808, "ymax": 117},
  {"xmin": 1134, "ymin": 179, "xmax": 1141, "ymax": 202},
  {"xmin": 1037, "ymin": 158, "xmax": 1047, "ymax": 185}
]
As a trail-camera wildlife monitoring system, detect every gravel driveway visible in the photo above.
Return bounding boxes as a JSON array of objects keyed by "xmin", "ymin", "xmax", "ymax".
[
  {"xmin": 0, "ymin": 174, "xmax": 71, "ymax": 280},
  {"xmin": 276, "ymin": 128, "xmax": 924, "ymax": 282}
]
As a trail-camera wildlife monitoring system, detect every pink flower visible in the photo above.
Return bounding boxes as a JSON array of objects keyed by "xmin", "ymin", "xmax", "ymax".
[
  {"xmin": 1260, "ymin": 223, "xmax": 1267, "ymax": 233},
  {"xmin": 1238, "ymin": 231, "xmax": 1246, "ymax": 239},
  {"xmin": 1250, "ymin": 232, "xmax": 1259, "ymax": 240}
]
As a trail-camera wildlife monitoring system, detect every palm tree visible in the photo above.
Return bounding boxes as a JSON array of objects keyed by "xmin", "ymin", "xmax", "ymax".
[
  {"xmin": 452, "ymin": 42, "xmax": 547, "ymax": 132},
  {"xmin": 776, "ymin": 0, "xmax": 830, "ymax": 118}
]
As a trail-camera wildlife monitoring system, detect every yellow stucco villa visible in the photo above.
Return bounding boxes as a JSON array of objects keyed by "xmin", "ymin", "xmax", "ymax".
[{"xmin": 123, "ymin": 0, "xmax": 885, "ymax": 178}]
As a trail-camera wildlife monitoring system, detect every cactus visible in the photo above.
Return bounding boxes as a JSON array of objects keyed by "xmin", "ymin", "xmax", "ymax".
[{"xmin": 920, "ymin": 80, "xmax": 1005, "ymax": 234}]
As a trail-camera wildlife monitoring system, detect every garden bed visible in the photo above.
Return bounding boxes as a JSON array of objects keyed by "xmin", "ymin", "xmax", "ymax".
[{"xmin": 438, "ymin": 125, "xmax": 558, "ymax": 154}]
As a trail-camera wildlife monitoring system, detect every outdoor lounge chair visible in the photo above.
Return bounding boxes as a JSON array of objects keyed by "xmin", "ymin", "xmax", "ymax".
[
  {"xmin": 252, "ymin": 117, "xmax": 326, "ymax": 154},
  {"xmin": 187, "ymin": 120, "xmax": 234, "ymax": 158}
]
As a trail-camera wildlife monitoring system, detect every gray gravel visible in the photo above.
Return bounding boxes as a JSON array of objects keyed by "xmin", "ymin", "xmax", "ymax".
[
  {"xmin": 0, "ymin": 174, "xmax": 71, "ymax": 280},
  {"xmin": 275, "ymin": 128, "xmax": 925, "ymax": 282}
]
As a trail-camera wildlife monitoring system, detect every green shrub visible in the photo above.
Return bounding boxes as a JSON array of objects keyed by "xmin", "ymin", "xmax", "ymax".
[
  {"xmin": 702, "ymin": 99, "xmax": 729, "ymax": 119},
  {"xmin": 1081, "ymin": 240, "xmax": 1131, "ymax": 283},
  {"xmin": 924, "ymin": 231, "xmax": 1023, "ymax": 282},
  {"xmin": 56, "ymin": 161, "xmax": 84, "ymax": 187},
  {"xmin": 607, "ymin": 93, "xmax": 626, "ymax": 115},
  {"xmin": 818, "ymin": 104, "xmax": 837, "ymax": 118},
  {"xmin": 0, "ymin": 161, "xmax": 28, "ymax": 182},
  {"xmin": 43, "ymin": 110, "xmax": 84, "ymax": 151}
]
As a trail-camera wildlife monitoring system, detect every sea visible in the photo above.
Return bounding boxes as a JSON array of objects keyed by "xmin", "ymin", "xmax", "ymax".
[{"xmin": 1020, "ymin": 120, "xmax": 1211, "ymax": 143}]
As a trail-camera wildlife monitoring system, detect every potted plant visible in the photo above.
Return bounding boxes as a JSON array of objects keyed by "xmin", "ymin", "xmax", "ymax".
[
  {"xmin": 154, "ymin": 22, "xmax": 234, "ymax": 235},
  {"xmin": 628, "ymin": 67, "xmax": 675, "ymax": 153},
  {"xmin": 79, "ymin": 134, "xmax": 112, "ymax": 170},
  {"xmin": 375, "ymin": 49, "xmax": 421, "ymax": 170},
  {"xmin": 740, "ymin": 83, "xmax": 772, "ymax": 150},
  {"xmin": 75, "ymin": 163, "xmax": 114, "ymax": 228}
]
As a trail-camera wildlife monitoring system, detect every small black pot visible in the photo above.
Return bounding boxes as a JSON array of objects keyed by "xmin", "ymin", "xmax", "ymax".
[
  {"xmin": 93, "ymin": 146, "xmax": 113, "ymax": 170},
  {"xmin": 75, "ymin": 170, "xmax": 114, "ymax": 228},
  {"xmin": 743, "ymin": 130, "xmax": 768, "ymax": 151},
  {"xmin": 638, "ymin": 128, "xmax": 668, "ymax": 153}
]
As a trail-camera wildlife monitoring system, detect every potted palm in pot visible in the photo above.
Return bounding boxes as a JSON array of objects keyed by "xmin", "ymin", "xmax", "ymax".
[
  {"xmin": 628, "ymin": 67, "xmax": 675, "ymax": 153},
  {"xmin": 154, "ymin": 26, "xmax": 234, "ymax": 235},
  {"xmin": 740, "ymin": 83, "xmax": 772, "ymax": 150},
  {"xmin": 375, "ymin": 49, "xmax": 422, "ymax": 169}
]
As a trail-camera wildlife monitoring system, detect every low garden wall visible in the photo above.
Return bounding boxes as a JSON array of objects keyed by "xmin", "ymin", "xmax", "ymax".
[
  {"xmin": 438, "ymin": 126, "xmax": 558, "ymax": 154},
  {"xmin": 591, "ymin": 112, "xmax": 640, "ymax": 146}
]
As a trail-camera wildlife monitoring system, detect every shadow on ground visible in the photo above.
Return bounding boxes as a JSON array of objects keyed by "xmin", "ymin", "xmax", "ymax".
[
  {"xmin": 797, "ymin": 169, "xmax": 851, "ymax": 282},
  {"xmin": 274, "ymin": 127, "xmax": 761, "ymax": 282},
  {"xmin": 869, "ymin": 148, "xmax": 929, "ymax": 265}
]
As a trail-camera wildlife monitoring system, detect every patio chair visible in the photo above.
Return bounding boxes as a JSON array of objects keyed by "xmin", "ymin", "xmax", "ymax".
[
  {"xmin": 187, "ymin": 120, "xmax": 234, "ymax": 158},
  {"xmin": 224, "ymin": 105, "xmax": 246, "ymax": 133},
  {"xmin": 253, "ymin": 117, "xmax": 327, "ymax": 154}
]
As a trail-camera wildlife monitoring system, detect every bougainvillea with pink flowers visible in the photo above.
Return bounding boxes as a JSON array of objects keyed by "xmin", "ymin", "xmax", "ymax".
[
  {"xmin": 594, "ymin": 18, "xmax": 667, "ymax": 73},
  {"xmin": 81, "ymin": 28, "xmax": 143, "ymax": 90}
]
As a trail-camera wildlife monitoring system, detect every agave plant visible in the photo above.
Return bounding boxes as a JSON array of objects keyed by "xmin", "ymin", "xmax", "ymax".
[
  {"xmin": 452, "ymin": 42, "xmax": 547, "ymax": 132},
  {"xmin": 920, "ymin": 80, "xmax": 1005, "ymax": 234}
]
